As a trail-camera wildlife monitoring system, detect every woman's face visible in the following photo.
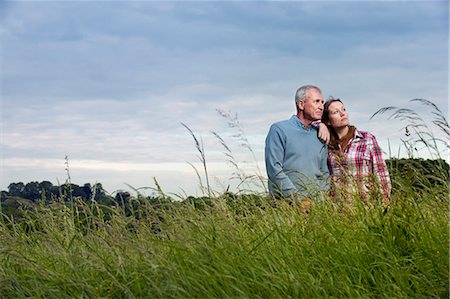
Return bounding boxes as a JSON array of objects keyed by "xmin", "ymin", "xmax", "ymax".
[{"xmin": 327, "ymin": 101, "xmax": 349, "ymax": 129}]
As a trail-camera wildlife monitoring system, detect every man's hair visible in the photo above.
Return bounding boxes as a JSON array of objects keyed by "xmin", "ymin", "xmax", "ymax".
[{"xmin": 295, "ymin": 85, "xmax": 322, "ymax": 108}]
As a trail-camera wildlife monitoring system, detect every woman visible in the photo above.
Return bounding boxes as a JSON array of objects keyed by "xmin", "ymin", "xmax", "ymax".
[{"xmin": 321, "ymin": 97, "xmax": 391, "ymax": 206}]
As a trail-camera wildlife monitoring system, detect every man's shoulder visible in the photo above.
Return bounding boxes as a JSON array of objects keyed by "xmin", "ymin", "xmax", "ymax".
[
  {"xmin": 271, "ymin": 119, "xmax": 291, "ymax": 128},
  {"xmin": 270, "ymin": 116, "xmax": 296, "ymax": 129}
]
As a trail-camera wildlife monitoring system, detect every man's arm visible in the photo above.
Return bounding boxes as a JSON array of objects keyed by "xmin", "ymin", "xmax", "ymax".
[
  {"xmin": 265, "ymin": 125, "xmax": 297, "ymax": 197},
  {"xmin": 311, "ymin": 121, "xmax": 330, "ymax": 144},
  {"xmin": 320, "ymin": 145, "xmax": 330, "ymax": 178}
]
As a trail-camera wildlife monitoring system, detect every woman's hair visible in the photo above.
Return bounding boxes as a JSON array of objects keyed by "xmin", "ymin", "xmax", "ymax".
[{"xmin": 322, "ymin": 97, "xmax": 343, "ymax": 125}]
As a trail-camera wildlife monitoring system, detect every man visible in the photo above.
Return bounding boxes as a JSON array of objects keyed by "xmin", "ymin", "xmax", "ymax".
[{"xmin": 265, "ymin": 85, "xmax": 329, "ymax": 200}]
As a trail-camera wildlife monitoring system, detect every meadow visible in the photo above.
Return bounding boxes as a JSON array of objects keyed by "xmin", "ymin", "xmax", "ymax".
[
  {"xmin": 0, "ymin": 100, "xmax": 448, "ymax": 298},
  {"xmin": 0, "ymin": 180, "xmax": 448, "ymax": 298}
]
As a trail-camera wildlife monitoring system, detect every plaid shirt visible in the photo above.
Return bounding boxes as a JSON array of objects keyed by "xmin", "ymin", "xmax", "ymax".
[{"xmin": 327, "ymin": 129, "xmax": 391, "ymax": 204}]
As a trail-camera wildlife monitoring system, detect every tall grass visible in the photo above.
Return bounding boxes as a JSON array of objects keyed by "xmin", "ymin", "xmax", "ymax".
[
  {"xmin": 215, "ymin": 109, "xmax": 267, "ymax": 193},
  {"xmin": 0, "ymin": 190, "xmax": 447, "ymax": 298},
  {"xmin": 372, "ymin": 98, "xmax": 449, "ymax": 200},
  {"xmin": 371, "ymin": 98, "xmax": 449, "ymax": 160},
  {"xmin": 0, "ymin": 100, "xmax": 448, "ymax": 298},
  {"xmin": 181, "ymin": 122, "xmax": 212, "ymax": 198}
]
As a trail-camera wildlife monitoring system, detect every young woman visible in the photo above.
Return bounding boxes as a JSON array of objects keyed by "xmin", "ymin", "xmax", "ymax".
[{"xmin": 321, "ymin": 98, "xmax": 391, "ymax": 206}]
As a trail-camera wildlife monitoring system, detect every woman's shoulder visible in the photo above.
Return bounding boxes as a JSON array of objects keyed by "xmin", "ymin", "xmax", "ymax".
[
  {"xmin": 355, "ymin": 129, "xmax": 376, "ymax": 139},
  {"xmin": 355, "ymin": 129, "xmax": 380, "ymax": 146}
]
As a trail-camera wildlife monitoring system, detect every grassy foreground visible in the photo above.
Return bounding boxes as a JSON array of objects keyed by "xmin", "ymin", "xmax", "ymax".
[{"xmin": 0, "ymin": 184, "xmax": 448, "ymax": 298}]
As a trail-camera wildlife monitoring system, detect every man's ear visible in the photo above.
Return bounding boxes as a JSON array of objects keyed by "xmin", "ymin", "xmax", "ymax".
[{"xmin": 297, "ymin": 100, "xmax": 304, "ymax": 111}]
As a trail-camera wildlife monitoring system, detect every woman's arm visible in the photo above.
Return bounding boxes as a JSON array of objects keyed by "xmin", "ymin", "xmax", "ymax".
[{"xmin": 369, "ymin": 134, "xmax": 392, "ymax": 204}]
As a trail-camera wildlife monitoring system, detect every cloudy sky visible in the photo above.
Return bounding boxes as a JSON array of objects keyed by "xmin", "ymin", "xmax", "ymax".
[{"xmin": 1, "ymin": 1, "xmax": 448, "ymax": 197}]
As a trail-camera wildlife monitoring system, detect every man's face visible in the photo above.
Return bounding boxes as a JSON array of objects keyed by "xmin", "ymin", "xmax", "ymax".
[{"xmin": 299, "ymin": 88, "xmax": 324, "ymax": 121}]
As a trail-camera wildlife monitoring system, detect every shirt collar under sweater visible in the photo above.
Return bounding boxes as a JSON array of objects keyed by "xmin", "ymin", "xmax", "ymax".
[{"xmin": 290, "ymin": 115, "xmax": 317, "ymax": 131}]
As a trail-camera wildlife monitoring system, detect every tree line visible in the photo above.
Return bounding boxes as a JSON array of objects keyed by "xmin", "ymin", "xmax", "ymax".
[
  {"xmin": 385, "ymin": 158, "xmax": 449, "ymax": 192},
  {"xmin": 1, "ymin": 158, "xmax": 448, "ymax": 204},
  {"xmin": 1, "ymin": 181, "xmax": 110, "ymax": 204}
]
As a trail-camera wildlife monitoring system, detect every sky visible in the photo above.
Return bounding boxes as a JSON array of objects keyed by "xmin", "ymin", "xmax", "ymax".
[{"xmin": 1, "ymin": 0, "xmax": 448, "ymax": 197}]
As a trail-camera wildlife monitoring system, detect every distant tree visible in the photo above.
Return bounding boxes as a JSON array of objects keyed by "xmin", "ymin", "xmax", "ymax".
[
  {"xmin": 4, "ymin": 180, "xmax": 119, "ymax": 204},
  {"xmin": 82, "ymin": 183, "xmax": 93, "ymax": 201},
  {"xmin": 1, "ymin": 190, "xmax": 8, "ymax": 202},
  {"xmin": 58, "ymin": 183, "xmax": 83, "ymax": 202},
  {"xmin": 8, "ymin": 182, "xmax": 25, "ymax": 197},
  {"xmin": 92, "ymin": 183, "xmax": 106, "ymax": 201},
  {"xmin": 39, "ymin": 181, "xmax": 54, "ymax": 202},
  {"xmin": 115, "ymin": 191, "xmax": 131, "ymax": 204},
  {"xmin": 89, "ymin": 183, "xmax": 114, "ymax": 205},
  {"xmin": 39, "ymin": 180, "xmax": 53, "ymax": 190},
  {"xmin": 70, "ymin": 184, "xmax": 83, "ymax": 198},
  {"xmin": 386, "ymin": 158, "xmax": 449, "ymax": 192},
  {"xmin": 23, "ymin": 181, "xmax": 41, "ymax": 202}
]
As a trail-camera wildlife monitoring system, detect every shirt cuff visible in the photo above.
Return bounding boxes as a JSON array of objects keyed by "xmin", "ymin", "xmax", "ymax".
[{"xmin": 311, "ymin": 120, "xmax": 321, "ymax": 129}]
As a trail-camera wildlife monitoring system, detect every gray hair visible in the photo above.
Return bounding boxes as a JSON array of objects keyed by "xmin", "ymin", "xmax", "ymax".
[{"xmin": 295, "ymin": 85, "xmax": 322, "ymax": 107}]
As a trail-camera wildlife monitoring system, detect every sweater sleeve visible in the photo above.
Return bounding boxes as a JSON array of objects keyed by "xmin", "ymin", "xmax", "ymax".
[
  {"xmin": 265, "ymin": 124, "xmax": 297, "ymax": 197},
  {"xmin": 320, "ymin": 146, "xmax": 330, "ymax": 178}
]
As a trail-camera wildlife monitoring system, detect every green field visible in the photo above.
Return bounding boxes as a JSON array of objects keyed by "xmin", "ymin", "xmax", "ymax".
[{"xmin": 0, "ymin": 177, "xmax": 448, "ymax": 298}]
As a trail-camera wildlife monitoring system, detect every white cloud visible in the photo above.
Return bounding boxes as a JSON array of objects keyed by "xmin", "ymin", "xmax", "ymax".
[{"xmin": 1, "ymin": 1, "xmax": 447, "ymax": 194}]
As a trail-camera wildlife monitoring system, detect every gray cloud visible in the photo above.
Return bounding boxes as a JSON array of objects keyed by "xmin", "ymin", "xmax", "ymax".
[{"xmin": 1, "ymin": 1, "xmax": 447, "ymax": 193}]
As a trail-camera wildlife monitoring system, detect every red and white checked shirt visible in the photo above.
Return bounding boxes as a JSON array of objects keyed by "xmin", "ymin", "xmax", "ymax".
[{"xmin": 327, "ymin": 129, "xmax": 391, "ymax": 204}]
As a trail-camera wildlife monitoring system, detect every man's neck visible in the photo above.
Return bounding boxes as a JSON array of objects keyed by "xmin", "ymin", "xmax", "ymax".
[{"xmin": 296, "ymin": 113, "xmax": 313, "ymax": 128}]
